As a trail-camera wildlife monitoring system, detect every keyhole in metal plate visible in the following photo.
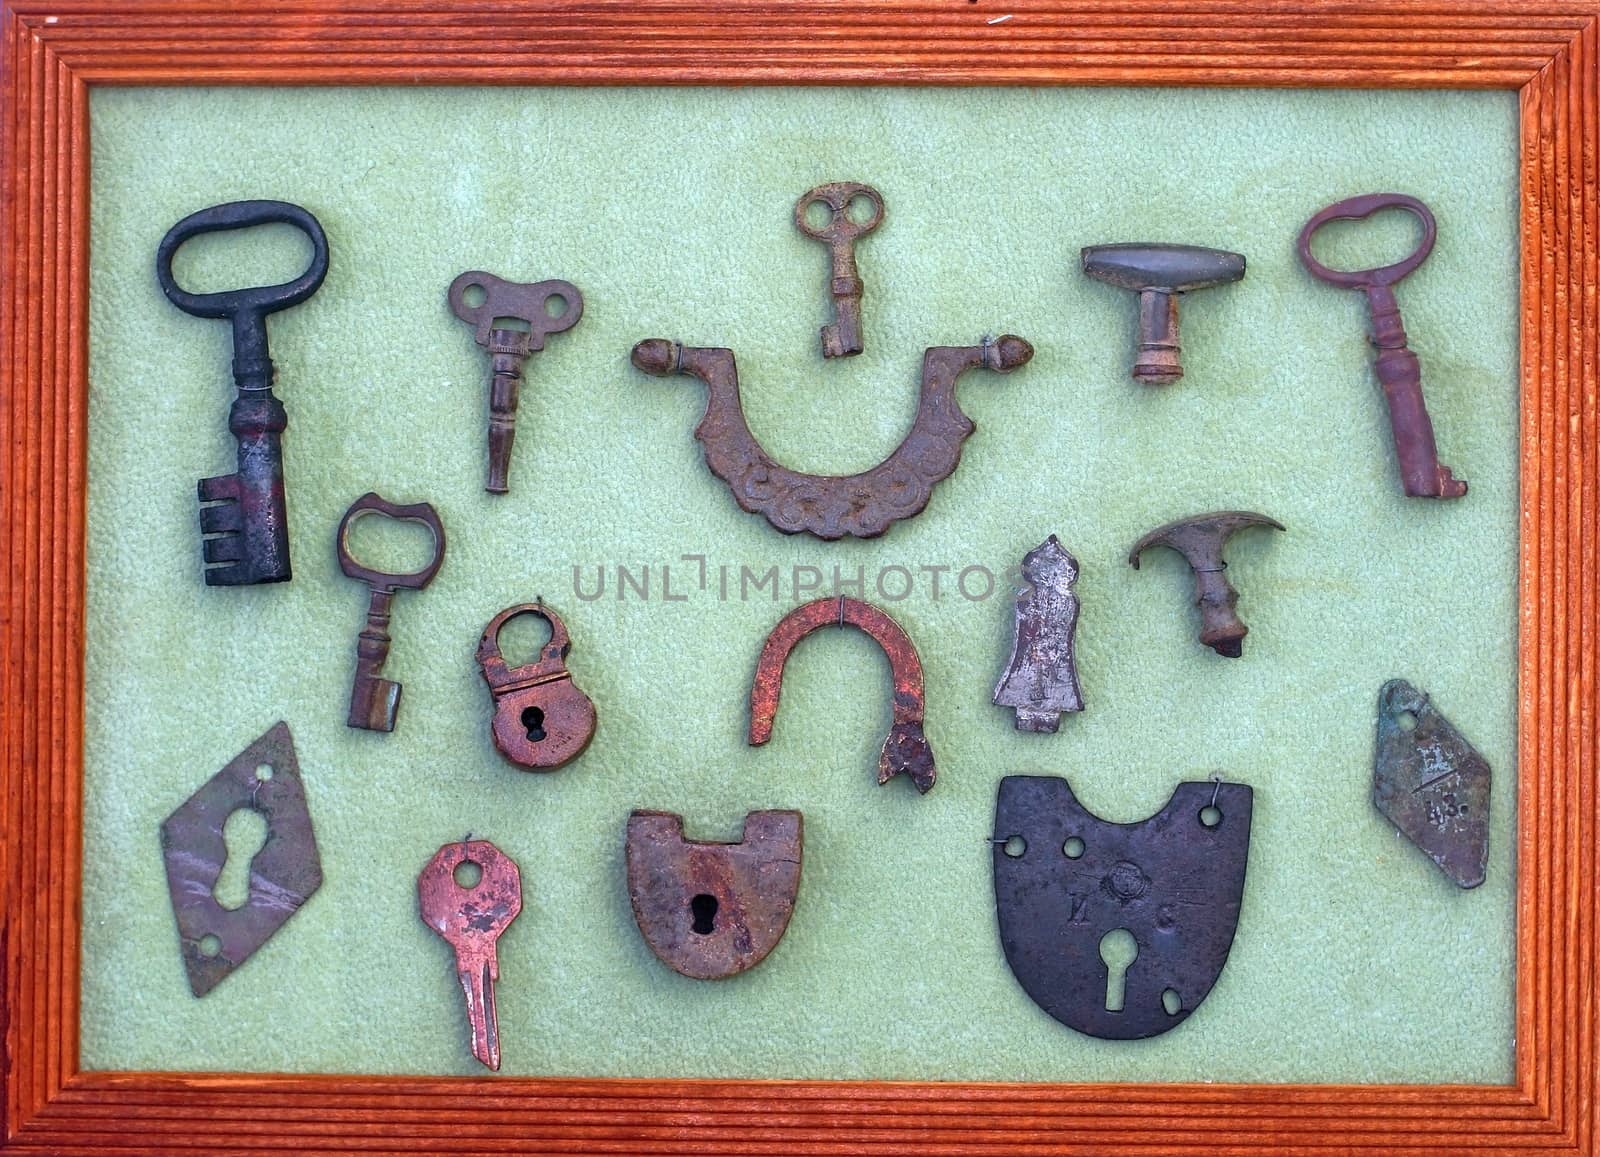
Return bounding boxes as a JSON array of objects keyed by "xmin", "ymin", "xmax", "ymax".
[
  {"xmin": 689, "ymin": 893, "xmax": 718, "ymax": 935},
  {"xmin": 212, "ymin": 806, "xmax": 269, "ymax": 912},
  {"xmin": 521, "ymin": 705, "xmax": 546, "ymax": 742},
  {"xmin": 1099, "ymin": 928, "xmax": 1137, "ymax": 1012}
]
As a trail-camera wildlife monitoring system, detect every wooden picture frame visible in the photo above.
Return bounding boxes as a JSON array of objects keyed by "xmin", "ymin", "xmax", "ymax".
[{"xmin": 2, "ymin": 2, "xmax": 1595, "ymax": 1152}]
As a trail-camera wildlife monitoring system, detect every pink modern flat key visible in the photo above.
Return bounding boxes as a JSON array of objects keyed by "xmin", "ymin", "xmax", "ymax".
[{"xmin": 418, "ymin": 839, "xmax": 522, "ymax": 1071}]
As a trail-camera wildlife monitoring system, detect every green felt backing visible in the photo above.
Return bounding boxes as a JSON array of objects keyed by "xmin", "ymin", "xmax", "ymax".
[{"xmin": 82, "ymin": 85, "xmax": 1518, "ymax": 1083}]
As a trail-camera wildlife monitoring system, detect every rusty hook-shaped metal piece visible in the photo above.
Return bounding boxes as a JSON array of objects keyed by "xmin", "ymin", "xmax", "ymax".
[
  {"xmin": 749, "ymin": 596, "xmax": 935, "ymax": 794},
  {"xmin": 632, "ymin": 335, "xmax": 1032, "ymax": 539}
]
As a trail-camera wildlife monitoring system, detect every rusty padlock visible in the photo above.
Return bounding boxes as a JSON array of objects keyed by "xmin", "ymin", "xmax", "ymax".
[{"xmin": 475, "ymin": 602, "xmax": 596, "ymax": 771}]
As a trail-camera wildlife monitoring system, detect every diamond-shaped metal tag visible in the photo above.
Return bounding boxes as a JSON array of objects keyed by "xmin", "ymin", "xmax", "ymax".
[
  {"xmin": 1373, "ymin": 680, "xmax": 1491, "ymax": 889},
  {"xmin": 160, "ymin": 721, "xmax": 322, "ymax": 996}
]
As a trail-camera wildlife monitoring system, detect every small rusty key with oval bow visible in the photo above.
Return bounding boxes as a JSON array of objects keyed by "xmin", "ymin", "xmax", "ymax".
[
  {"xmin": 337, "ymin": 493, "xmax": 446, "ymax": 732},
  {"xmin": 448, "ymin": 271, "xmax": 584, "ymax": 494},
  {"xmin": 476, "ymin": 602, "xmax": 597, "ymax": 771},
  {"xmin": 418, "ymin": 839, "xmax": 522, "ymax": 1071},
  {"xmin": 1298, "ymin": 193, "xmax": 1466, "ymax": 499},
  {"xmin": 795, "ymin": 182, "xmax": 883, "ymax": 358}
]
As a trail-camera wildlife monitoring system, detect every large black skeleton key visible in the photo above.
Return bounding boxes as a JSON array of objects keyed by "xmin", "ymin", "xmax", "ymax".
[{"xmin": 158, "ymin": 201, "xmax": 330, "ymax": 585}]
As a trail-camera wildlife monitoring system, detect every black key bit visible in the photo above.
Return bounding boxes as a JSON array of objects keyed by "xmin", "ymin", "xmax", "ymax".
[{"xmin": 157, "ymin": 200, "xmax": 330, "ymax": 585}]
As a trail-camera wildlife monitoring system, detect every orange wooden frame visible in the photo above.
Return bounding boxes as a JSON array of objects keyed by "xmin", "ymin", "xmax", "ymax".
[{"xmin": 2, "ymin": 2, "xmax": 1595, "ymax": 1153}]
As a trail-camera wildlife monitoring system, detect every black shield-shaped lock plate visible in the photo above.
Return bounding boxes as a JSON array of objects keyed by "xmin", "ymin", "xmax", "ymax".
[{"xmin": 992, "ymin": 775, "xmax": 1252, "ymax": 1039}]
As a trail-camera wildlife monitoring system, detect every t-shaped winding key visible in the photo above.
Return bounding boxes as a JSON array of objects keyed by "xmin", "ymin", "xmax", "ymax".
[
  {"xmin": 157, "ymin": 200, "xmax": 329, "ymax": 585},
  {"xmin": 448, "ymin": 271, "xmax": 584, "ymax": 494},
  {"xmin": 795, "ymin": 182, "xmax": 883, "ymax": 358},
  {"xmin": 337, "ymin": 493, "xmax": 446, "ymax": 732},
  {"xmin": 1129, "ymin": 510, "xmax": 1284, "ymax": 658},
  {"xmin": 1082, "ymin": 243, "xmax": 1245, "ymax": 385}
]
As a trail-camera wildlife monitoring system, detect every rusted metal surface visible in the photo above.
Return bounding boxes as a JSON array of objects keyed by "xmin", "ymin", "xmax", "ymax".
[
  {"xmin": 993, "ymin": 775, "xmax": 1252, "ymax": 1040},
  {"xmin": 476, "ymin": 602, "xmax": 596, "ymax": 771},
  {"xmin": 157, "ymin": 200, "xmax": 329, "ymax": 585},
  {"xmin": 994, "ymin": 536, "xmax": 1084, "ymax": 732},
  {"xmin": 749, "ymin": 596, "xmax": 935, "ymax": 793},
  {"xmin": 794, "ymin": 181, "xmax": 883, "ymax": 358},
  {"xmin": 418, "ymin": 839, "xmax": 522, "ymax": 1071},
  {"xmin": 160, "ymin": 721, "xmax": 322, "ymax": 997},
  {"xmin": 626, "ymin": 810, "xmax": 803, "ymax": 980},
  {"xmin": 1297, "ymin": 194, "xmax": 1467, "ymax": 499},
  {"xmin": 1373, "ymin": 679, "xmax": 1491, "ymax": 888},
  {"xmin": 448, "ymin": 270, "xmax": 584, "ymax": 494},
  {"xmin": 631, "ymin": 335, "xmax": 1032, "ymax": 539},
  {"xmin": 1129, "ymin": 510, "xmax": 1284, "ymax": 658},
  {"xmin": 337, "ymin": 492, "xmax": 446, "ymax": 732},
  {"xmin": 1081, "ymin": 242, "xmax": 1245, "ymax": 385}
]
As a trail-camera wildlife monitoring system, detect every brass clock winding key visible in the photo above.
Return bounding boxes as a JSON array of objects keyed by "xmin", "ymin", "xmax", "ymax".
[{"xmin": 448, "ymin": 271, "xmax": 583, "ymax": 494}]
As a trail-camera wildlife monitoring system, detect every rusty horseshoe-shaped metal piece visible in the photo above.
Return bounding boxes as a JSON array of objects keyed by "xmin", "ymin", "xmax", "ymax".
[
  {"xmin": 632, "ymin": 336, "xmax": 1032, "ymax": 539},
  {"xmin": 749, "ymin": 596, "xmax": 935, "ymax": 793}
]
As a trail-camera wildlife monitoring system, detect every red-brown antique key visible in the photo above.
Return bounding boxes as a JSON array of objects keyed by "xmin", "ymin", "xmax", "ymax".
[
  {"xmin": 418, "ymin": 839, "xmax": 522, "ymax": 1071},
  {"xmin": 475, "ymin": 602, "xmax": 597, "ymax": 771},
  {"xmin": 1298, "ymin": 193, "xmax": 1467, "ymax": 499}
]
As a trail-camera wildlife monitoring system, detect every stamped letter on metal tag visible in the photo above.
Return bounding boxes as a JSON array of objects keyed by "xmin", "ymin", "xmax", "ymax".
[{"xmin": 1373, "ymin": 679, "xmax": 1491, "ymax": 888}]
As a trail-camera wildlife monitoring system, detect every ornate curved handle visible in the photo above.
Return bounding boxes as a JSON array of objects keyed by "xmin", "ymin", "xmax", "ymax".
[{"xmin": 633, "ymin": 335, "xmax": 1031, "ymax": 539}]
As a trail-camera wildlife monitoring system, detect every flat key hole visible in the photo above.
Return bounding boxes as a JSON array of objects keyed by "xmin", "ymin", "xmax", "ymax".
[
  {"xmin": 521, "ymin": 705, "xmax": 547, "ymax": 743},
  {"xmin": 169, "ymin": 221, "xmax": 315, "ymax": 296},
  {"xmin": 846, "ymin": 193, "xmax": 879, "ymax": 226},
  {"xmin": 1199, "ymin": 805, "xmax": 1223, "ymax": 828},
  {"xmin": 1001, "ymin": 835, "xmax": 1026, "ymax": 858},
  {"xmin": 544, "ymin": 294, "xmax": 568, "ymax": 318},
  {"xmin": 802, "ymin": 199, "xmax": 835, "ymax": 232},
  {"xmin": 212, "ymin": 806, "xmax": 269, "ymax": 912},
  {"xmin": 1100, "ymin": 928, "xmax": 1138, "ymax": 1012},
  {"xmin": 342, "ymin": 510, "xmax": 438, "ymax": 574},
  {"xmin": 197, "ymin": 933, "xmax": 222, "ymax": 958},
  {"xmin": 454, "ymin": 860, "xmax": 482, "ymax": 889},
  {"xmin": 1306, "ymin": 206, "xmax": 1428, "ymax": 276},
  {"xmin": 1397, "ymin": 710, "xmax": 1418, "ymax": 732},
  {"xmin": 1063, "ymin": 836, "xmax": 1085, "ymax": 859},
  {"xmin": 254, "ymin": 762, "xmax": 273, "ymax": 781},
  {"xmin": 1162, "ymin": 988, "xmax": 1182, "ymax": 1016},
  {"xmin": 462, "ymin": 283, "xmax": 487, "ymax": 308},
  {"xmin": 689, "ymin": 893, "xmax": 718, "ymax": 935}
]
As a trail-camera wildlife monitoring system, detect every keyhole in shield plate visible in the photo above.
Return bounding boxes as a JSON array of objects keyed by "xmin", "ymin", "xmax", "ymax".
[
  {"xmin": 213, "ymin": 806, "xmax": 269, "ymax": 912},
  {"xmin": 521, "ymin": 705, "xmax": 546, "ymax": 742},
  {"xmin": 1099, "ymin": 928, "xmax": 1137, "ymax": 1012}
]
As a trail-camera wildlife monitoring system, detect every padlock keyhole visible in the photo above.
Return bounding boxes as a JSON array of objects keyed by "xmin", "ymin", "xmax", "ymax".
[
  {"xmin": 690, "ymin": 893, "xmax": 718, "ymax": 935},
  {"xmin": 521, "ymin": 705, "xmax": 546, "ymax": 742},
  {"xmin": 1099, "ymin": 928, "xmax": 1138, "ymax": 1012}
]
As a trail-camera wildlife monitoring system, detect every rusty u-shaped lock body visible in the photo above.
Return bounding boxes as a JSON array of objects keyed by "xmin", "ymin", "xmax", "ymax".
[
  {"xmin": 338, "ymin": 493, "xmax": 446, "ymax": 732},
  {"xmin": 632, "ymin": 336, "xmax": 1032, "ymax": 540},
  {"xmin": 626, "ymin": 809, "xmax": 804, "ymax": 980},
  {"xmin": 1297, "ymin": 193, "xmax": 1466, "ymax": 499},
  {"xmin": 476, "ymin": 602, "xmax": 596, "ymax": 771},
  {"xmin": 749, "ymin": 596, "xmax": 935, "ymax": 794}
]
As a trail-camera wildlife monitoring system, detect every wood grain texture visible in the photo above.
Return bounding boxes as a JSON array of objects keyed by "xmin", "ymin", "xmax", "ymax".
[{"xmin": 0, "ymin": 1, "xmax": 1595, "ymax": 1153}]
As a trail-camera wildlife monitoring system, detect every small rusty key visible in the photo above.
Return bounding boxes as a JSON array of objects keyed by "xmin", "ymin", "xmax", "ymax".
[
  {"xmin": 794, "ymin": 182, "xmax": 883, "ymax": 358},
  {"xmin": 337, "ymin": 493, "xmax": 446, "ymax": 732},
  {"xmin": 447, "ymin": 271, "xmax": 584, "ymax": 494},
  {"xmin": 1298, "ymin": 193, "xmax": 1466, "ymax": 499},
  {"xmin": 157, "ymin": 200, "xmax": 329, "ymax": 585},
  {"xmin": 418, "ymin": 839, "xmax": 522, "ymax": 1071}
]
